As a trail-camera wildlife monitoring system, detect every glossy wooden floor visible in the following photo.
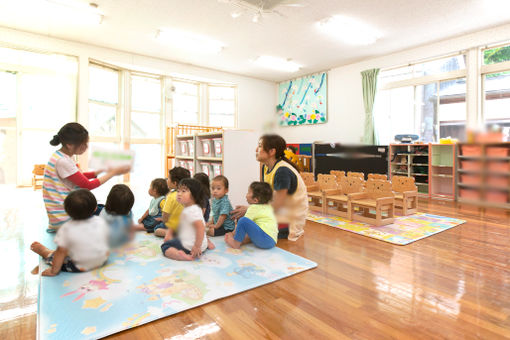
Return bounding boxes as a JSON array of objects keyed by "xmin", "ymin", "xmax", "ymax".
[{"xmin": 2, "ymin": 187, "xmax": 510, "ymax": 339}]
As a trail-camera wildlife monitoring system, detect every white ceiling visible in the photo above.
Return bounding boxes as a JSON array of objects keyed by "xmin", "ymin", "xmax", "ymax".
[{"xmin": 1, "ymin": 0, "xmax": 510, "ymax": 82}]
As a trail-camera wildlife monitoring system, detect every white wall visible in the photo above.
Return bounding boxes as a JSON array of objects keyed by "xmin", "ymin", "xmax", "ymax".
[
  {"xmin": 274, "ymin": 23, "xmax": 510, "ymax": 144},
  {"xmin": 0, "ymin": 26, "xmax": 275, "ymax": 135}
]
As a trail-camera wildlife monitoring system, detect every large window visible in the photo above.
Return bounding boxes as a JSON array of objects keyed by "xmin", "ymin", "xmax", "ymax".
[
  {"xmin": 208, "ymin": 85, "xmax": 236, "ymax": 127},
  {"xmin": 376, "ymin": 54, "xmax": 467, "ymax": 144},
  {"xmin": 88, "ymin": 64, "xmax": 119, "ymax": 138},
  {"xmin": 482, "ymin": 44, "xmax": 510, "ymax": 134}
]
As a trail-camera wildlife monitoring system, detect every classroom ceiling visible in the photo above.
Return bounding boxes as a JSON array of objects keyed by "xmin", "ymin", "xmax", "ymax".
[{"xmin": 1, "ymin": 0, "xmax": 510, "ymax": 82}]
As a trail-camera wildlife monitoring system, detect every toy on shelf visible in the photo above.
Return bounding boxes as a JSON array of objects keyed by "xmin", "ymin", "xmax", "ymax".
[
  {"xmin": 349, "ymin": 179, "xmax": 395, "ymax": 226},
  {"xmin": 392, "ymin": 175, "xmax": 418, "ymax": 215},
  {"xmin": 324, "ymin": 175, "xmax": 365, "ymax": 218},
  {"xmin": 306, "ymin": 174, "xmax": 338, "ymax": 212}
]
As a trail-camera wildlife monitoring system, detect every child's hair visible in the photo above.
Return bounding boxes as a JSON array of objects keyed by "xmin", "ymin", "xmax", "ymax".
[
  {"xmin": 178, "ymin": 178, "xmax": 205, "ymax": 208},
  {"xmin": 169, "ymin": 166, "xmax": 191, "ymax": 184},
  {"xmin": 64, "ymin": 189, "xmax": 97, "ymax": 220},
  {"xmin": 104, "ymin": 184, "xmax": 135, "ymax": 215},
  {"xmin": 151, "ymin": 178, "xmax": 170, "ymax": 197},
  {"xmin": 212, "ymin": 175, "xmax": 229, "ymax": 189},
  {"xmin": 50, "ymin": 122, "xmax": 89, "ymax": 146},
  {"xmin": 249, "ymin": 182, "xmax": 273, "ymax": 204},
  {"xmin": 193, "ymin": 172, "xmax": 210, "ymax": 198}
]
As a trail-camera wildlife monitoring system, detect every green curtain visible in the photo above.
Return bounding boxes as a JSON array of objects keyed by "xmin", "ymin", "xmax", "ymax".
[{"xmin": 361, "ymin": 68, "xmax": 380, "ymax": 144}]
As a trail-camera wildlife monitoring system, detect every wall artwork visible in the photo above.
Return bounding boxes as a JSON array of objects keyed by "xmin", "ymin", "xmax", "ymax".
[{"xmin": 277, "ymin": 72, "xmax": 327, "ymax": 126}]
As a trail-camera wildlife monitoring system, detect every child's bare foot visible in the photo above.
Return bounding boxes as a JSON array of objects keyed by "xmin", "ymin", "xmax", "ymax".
[
  {"xmin": 164, "ymin": 248, "xmax": 193, "ymax": 261},
  {"xmin": 207, "ymin": 228, "xmax": 214, "ymax": 236},
  {"xmin": 31, "ymin": 265, "xmax": 39, "ymax": 275},
  {"xmin": 30, "ymin": 242, "xmax": 53, "ymax": 259},
  {"xmin": 132, "ymin": 224, "xmax": 147, "ymax": 231},
  {"xmin": 207, "ymin": 238, "xmax": 215, "ymax": 250},
  {"xmin": 224, "ymin": 232, "xmax": 241, "ymax": 249}
]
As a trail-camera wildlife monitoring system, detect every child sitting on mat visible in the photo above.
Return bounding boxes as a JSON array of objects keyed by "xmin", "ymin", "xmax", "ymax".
[
  {"xmin": 134, "ymin": 178, "xmax": 169, "ymax": 232},
  {"xmin": 154, "ymin": 167, "xmax": 190, "ymax": 238},
  {"xmin": 100, "ymin": 184, "xmax": 136, "ymax": 248},
  {"xmin": 161, "ymin": 178, "xmax": 213, "ymax": 261},
  {"xmin": 225, "ymin": 182, "xmax": 277, "ymax": 250},
  {"xmin": 207, "ymin": 175, "xmax": 235, "ymax": 236},
  {"xmin": 30, "ymin": 189, "xmax": 109, "ymax": 276}
]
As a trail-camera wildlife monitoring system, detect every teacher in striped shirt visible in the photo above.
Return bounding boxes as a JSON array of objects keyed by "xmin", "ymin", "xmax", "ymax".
[{"xmin": 43, "ymin": 122, "xmax": 130, "ymax": 232}]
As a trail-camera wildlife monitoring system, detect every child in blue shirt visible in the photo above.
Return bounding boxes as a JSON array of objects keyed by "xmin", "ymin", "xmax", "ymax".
[
  {"xmin": 207, "ymin": 175, "xmax": 235, "ymax": 236},
  {"xmin": 135, "ymin": 178, "xmax": 169, "ymax": 232},
  {"xmin": 100, "ymin": 184, "xmax": 135, "ymax": 248}
]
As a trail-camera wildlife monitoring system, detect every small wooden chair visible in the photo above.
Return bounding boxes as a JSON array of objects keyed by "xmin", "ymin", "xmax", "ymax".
[
  {"xmin": 330, "ymin": 170, "xmax": 346, "ymax": 185},
  {"xmin": 347, "ymin": 171, "xmax": 365, "ymax": 179},
  {"xmin": 307, "ymin": 174, "xmax": 338, "ymax": 212},
  {"xmin": 324, "ymin": 175, "xmax": 365, "ymax": 218},
  {"xmin": 300, "ymin": 172, "xmax": 317, "ymax": 191},
  {"xmin": 392, "ymin": 175, "xmax": 418, "ymax": 215},
  {"xmin": 349, "ymin": 179, "xmax": 395, "ymax": 226},
  {"xmin": 368, "ymin": 173, "xmax": 387, "ymax": 180},
  {"xmin": 32, "ymin": 164, "xmax": 45, "ymax": 190}
]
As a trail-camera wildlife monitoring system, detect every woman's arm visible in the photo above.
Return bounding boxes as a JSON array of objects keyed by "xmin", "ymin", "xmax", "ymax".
[
  {"xmin": 41, "ymin": 247, "xmax": 67, "ymax": 276},
  {"xmin": 230, "ymin": 206, "xmax": 248, "ymax": 220},
  {"xmin": 66, "ymin": 165, "xmax": 130, "ymax": 190}
]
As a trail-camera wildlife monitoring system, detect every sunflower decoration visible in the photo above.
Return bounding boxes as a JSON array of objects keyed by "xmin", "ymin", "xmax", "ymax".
[{"xmin": 307, "ymin": 110, "xmax": 325, "ymax": 124}]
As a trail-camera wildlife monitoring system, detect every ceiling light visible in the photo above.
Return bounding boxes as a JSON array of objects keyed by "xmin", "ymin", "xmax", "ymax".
[
  {"xmin": 156, "ymin": 29, "xmax": 225, "ymax": 54},
  {"xmin": 252, "ymin": 12, "xmax": 260, "ymax": 23},
  {"xmin": 254, "ymin": 56, "xmax": 301, "ymax": 72},
  {"xmin": 45, "ymin": 0, "xmax": 104, "ymax": 24},
  {"xmin": 231, "ymin": 11, "xmax": 243, "ymax": 18},
  {"xmin": 317, "ymin": 15, "xmax": 382, "ymax": 45}
]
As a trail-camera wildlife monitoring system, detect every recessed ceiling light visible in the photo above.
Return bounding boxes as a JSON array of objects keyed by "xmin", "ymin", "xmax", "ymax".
[
  {"xmin": 317, "ymin": 15, "xmax": 382, "ymax": 45},
  {"xmin": 156, "ymin": 29, "xmax": 225, "ymax": 54},
  {"xmin": 254, "ymin": 56, "xmax": 301, "ymax": 72}
]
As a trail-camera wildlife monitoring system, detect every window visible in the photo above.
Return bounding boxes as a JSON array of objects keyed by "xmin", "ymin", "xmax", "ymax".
[
  {"xmin": 130, "ymin": 74, "xmax": 162, "ymax": 139},
  {"xmin": 208, "ymin": 85, "xmax": 236, "ymax": 127},
  {"xmin": 375, "ymin": 54, "xmax": 467, "ymax": 144},
  {"xmin": 482, "ymin": 44, "xmax": 510, "ymax": 133},
  {"xmin": 88, "ymin": 64, "xmax": 119, "ymax": 138},
  {"xmin": 172, "ymin": 80, "xmax": 199, "ymax": 125}
]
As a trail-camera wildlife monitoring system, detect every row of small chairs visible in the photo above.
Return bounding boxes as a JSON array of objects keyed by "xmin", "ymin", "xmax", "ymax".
[{"xmin": 301, "ymin": 171, "xmax": 418, "ymax": 226}]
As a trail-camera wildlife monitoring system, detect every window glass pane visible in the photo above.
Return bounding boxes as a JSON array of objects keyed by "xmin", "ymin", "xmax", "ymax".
[
  {"xmin": 483, "ymin": 45, "xmax": 510, "ymax": 65},
  {"xmin": 439, "ymin": 78, "xmax": 466, "ymax": 141},
  {"xmin": 484, "ymin": 71, "xmax": 510, "ymax": 131},
  {"xmin": 0, "ymin": 71, "xmax": 16, "ymax": 118},
  {"xmin": 209, "ymin": 99, "xmax": 235, "ymax": 127},
  {"xmin": 379, "ymin": 66, "xmax": 413, "ymax": 86},
  {"xmin": 89, "ymin": 65, "xmax": 118, "ymax": 104},
  {"xmin": 20, "ymin": 73, "xmax": 76, "ymax": 129},
  {"xmin": 209, "ymin": 86, "xmax": 235, "ymax": 100},
  {"xmin": 173, "ymin": 81, "xmax": 199, "ymax": 125},
  {"xmin": 131, "ymin": 112, "xmax": 161, "ymax": 139},
  {"xmin": 129, "ymin": 143, "xmax": 163, "ymax": 210},
  {"xmin": 415, "ymin": 83, "xmax": 438, "ymax": 142},
  {"xmin": 131, "ymin": 75, "xmax": 161, "ymax": 113},
  {"xmin": 373, "ymin": 87, "xmax": 414, "ymax": 145},
  {"xmin": 88, "ymin": 103, "xmax": 116, "ymax": 137},
  {"xmin": 414, "ymin": 55, "xmax": 466, "ymax": 77},
  {"xmin": 20, "ymin": 130, "xmax": 55, "ymax": 185},
  {"xmin": 0, "ymin": 128, "xmax": 17, "ymax": 184},
  {"xmin": 209, "ymin": 113, "xmax": 234, "ymax": 127}
]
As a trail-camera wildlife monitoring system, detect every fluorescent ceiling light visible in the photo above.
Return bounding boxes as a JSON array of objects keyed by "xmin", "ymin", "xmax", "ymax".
[
  {"xmin": 45, "ymin": 0, "xmax": 104, "ymax": 24},
  {"xmin": 317, "ymin": 15, "xmax": 381, "ymax": 45},
  {"xmin": 254, "ymin": 56, "xmax": 301, "ymax": 72},
  {"xmin": 156, "ymin": 29, "xmax": 225, "ymax": 54}
]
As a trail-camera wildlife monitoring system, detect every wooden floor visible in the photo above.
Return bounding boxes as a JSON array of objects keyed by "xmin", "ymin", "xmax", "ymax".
[{"xmin": 2, "ymin": 187, "xmax": 510, "ymax": 339}]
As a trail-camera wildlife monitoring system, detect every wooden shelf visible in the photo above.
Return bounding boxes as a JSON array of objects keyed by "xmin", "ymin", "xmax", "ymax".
[
  {"xmin": 175, "ymin": 155, "xmax": 194, "ymax": 160},
  {"xmin": 175, "ymin": 134, "xmax": 195, "ymax": 139},
  {"xmin": 197, "ymin": 156, "xmax": 223, "ymax": 162},
  {"xmin": 411, "ymin": 163, "xmax": 428, "ymax": 166},
  {"xmin": 432, "ymin": 164, "xmax": 453, "ymax": 168},
  {"xmin": 416, "ymin": 182, "xmax": 429, "ymax": 186},
  {"xmin": 411, "ymin": 173, "xmax": 428, "ymax": 176},
  {"xmin": 432, "ymin": 174, "xmax": 453, "ymax": 178},
  {"xmin": 458, "ymin": 155, "xmax": 482, "ymax": 159}
]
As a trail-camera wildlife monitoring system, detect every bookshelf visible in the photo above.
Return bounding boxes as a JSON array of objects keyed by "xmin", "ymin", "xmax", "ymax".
[{"xmin": 389, "ymin": 144, "xmax": 430, "ymax": 196}]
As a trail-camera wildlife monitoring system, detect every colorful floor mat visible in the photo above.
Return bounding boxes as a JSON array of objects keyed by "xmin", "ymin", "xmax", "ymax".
[
  {"xmin": 37, "ymin": 233, "xmax": 317, "ymax": 340},
  {"xmin": 307, "ymin": 212, "xmax": 465, "ymax": 245}
]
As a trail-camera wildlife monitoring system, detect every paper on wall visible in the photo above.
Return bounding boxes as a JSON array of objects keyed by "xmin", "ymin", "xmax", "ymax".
[{"xmin": 88, "ymin": 147, "xmax": 135, "ymax": 171}]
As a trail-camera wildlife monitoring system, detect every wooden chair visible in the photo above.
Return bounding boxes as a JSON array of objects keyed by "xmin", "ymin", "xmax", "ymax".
[
  {"xmin": 32, "ymin": 164, "xmax": 45, "ymax": 190},
  {"xmin": 324, "ymin": 175, "xmax": 365, "ymax": 218},
  {"xmin": 300, "ymin": 172, "xmax": 317, "ymax": 191},
  {"xmin": 330, "ymin": 170, "xmax": 345, "ymax": 185},
  {"xmin": 298, "ymin": 155, "xmax": 312, "ymax": 172},
  {"xmin": 349, "ymin": 179, "xmax": 395, "ymax": 226},
  {"xmin": 368, "ymin": 173, "xmax": 387, "ymax": 180},
  {"xmin": 307, "ymin": 174, "xmax": 338, "ymax": 212},
  {"xmin": 392, "ymin": 175, "xmax": 418, "ymax": 215},
  {"xmin": 347, "ymin": 171, "xmax": 365, "ymax": 179}
]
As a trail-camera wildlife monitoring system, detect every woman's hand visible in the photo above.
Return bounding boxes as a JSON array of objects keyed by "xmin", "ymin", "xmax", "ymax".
[
  {"xmin": 112, "ymin": 165, "xmax": 131, "ymax": 175},
  {"xmin": 41, "ymin": 268, "xmax": 57, "ymax": 277},
  {"xmin": 230, "ymin": 205, "xmax": 248, "ymax": 220}
]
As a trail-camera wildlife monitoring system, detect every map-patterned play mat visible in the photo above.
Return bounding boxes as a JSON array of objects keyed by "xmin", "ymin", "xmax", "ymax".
[
  {"xmin": 38, "ymin": 234, "xmax": 317, "ymax": 339},
  {"xmin": 307, "ymin": 212, "xmax": 465, "ymax": 245}
]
